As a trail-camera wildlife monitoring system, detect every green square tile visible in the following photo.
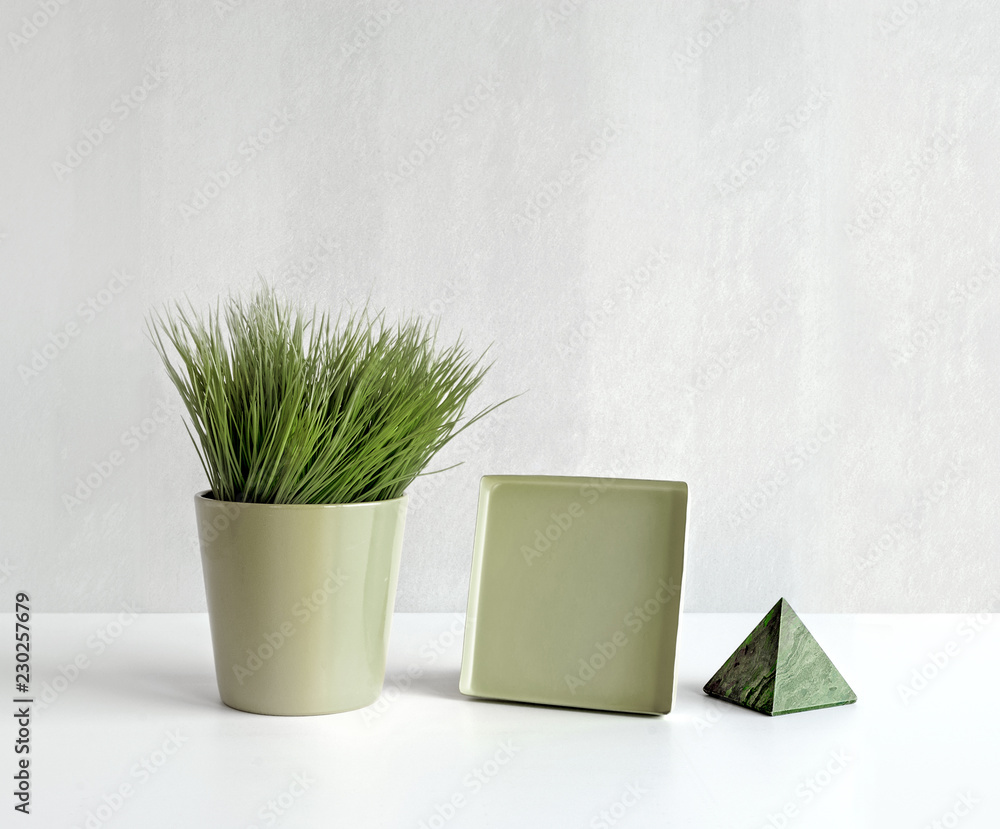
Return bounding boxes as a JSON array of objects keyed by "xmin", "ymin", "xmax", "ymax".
[{"xmin": 460, "ymin": 475, "xmax": 689, "ymax": 714}]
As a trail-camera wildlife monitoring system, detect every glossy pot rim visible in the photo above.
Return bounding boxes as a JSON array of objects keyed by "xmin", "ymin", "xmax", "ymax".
[{"xmin": 194, "ymin": 489, "xmax": 408, "ymax": 510}]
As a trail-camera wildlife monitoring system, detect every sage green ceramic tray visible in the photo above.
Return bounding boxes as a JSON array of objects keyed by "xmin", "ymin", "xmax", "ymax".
[{"xmin": 459, "ymin": 475, "xmax": 688, "ymax": 714}]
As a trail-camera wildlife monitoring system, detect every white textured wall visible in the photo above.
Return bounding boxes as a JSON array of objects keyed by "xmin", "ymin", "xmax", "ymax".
[{"xmin": 2, "ymin": 0, "xmax": 997, "ymax": 613}]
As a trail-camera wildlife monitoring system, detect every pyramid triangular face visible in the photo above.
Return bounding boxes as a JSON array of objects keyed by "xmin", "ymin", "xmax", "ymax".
[
  {"xmin": 703, "ymin": 598, "xmax": 783, "ymax": 714},
  {"xmin": 703, "ymin": 598, "xmax": 857, "ymax": 716},
  {"xmin": 771, "ymin": 600, "xmax": 857, "ymax": 714}
]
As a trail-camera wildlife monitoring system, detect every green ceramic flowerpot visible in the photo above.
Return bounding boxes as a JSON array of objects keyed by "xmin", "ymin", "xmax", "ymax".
[{"xmin": 194, "ymin": 491, "xmax": 407, "ymax": 715}]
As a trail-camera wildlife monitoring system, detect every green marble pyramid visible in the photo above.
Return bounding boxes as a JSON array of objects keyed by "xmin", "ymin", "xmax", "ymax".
[{"xmin": 703, "ymin": 598, "xmax": 857, "ymax": 715}]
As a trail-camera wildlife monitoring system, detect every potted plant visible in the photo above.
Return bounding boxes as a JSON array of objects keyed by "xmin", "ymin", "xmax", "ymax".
[{"xmin": 148, "ymin": 286, "xmax": 506, "ymax": 715}]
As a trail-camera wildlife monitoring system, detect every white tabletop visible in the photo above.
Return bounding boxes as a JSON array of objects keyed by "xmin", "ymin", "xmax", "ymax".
[{"xmin": 2, "ymin": 612, "xmax": 996, "ymax": 828}]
